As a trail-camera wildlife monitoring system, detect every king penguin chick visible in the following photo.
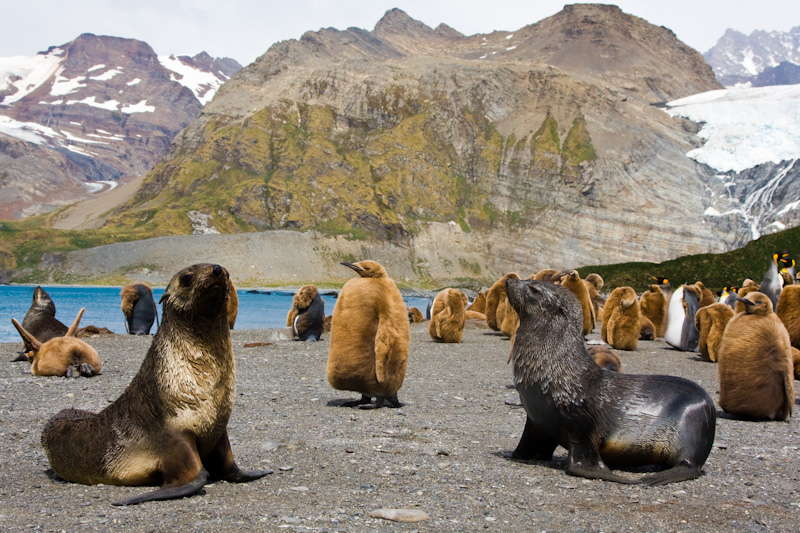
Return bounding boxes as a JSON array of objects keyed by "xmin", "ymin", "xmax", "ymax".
[{"xmin": 327, "ymin": 261, "xmax": 410, "ymax": 408}]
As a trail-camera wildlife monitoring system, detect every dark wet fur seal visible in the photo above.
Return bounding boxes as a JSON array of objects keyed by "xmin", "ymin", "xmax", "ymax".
[
  {"xmin": 15, "ymin": 287, "xmax": 68, "ymax": 360},
  {"xmin": 506, "ymin": 278, "xmax": 716, "ymax": 485},
  {"xmin": 120, "ymin": 283, "xmax": 159, "ymax": 335},
  {"xmin": 40, "ymin": 264, "xmax": 272, "ymax": 505}
]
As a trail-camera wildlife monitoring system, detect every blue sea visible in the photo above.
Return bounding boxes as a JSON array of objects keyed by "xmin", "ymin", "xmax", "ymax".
[{"xmin": 0, "ymin": 285, "xmax": 433, "ymax": 344}]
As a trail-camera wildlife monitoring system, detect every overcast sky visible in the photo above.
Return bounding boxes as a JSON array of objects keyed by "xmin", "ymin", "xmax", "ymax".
[{"xmin": 2, "ymin": 1, "xmax": 798, "ymax": 65}]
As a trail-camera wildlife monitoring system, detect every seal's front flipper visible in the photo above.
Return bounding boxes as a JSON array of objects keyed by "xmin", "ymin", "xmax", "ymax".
[
  {"xmin": 204, "ymin": 430, "xmax": 273, "ymax": 483},
  {"xmin": 511, "ymin": 417, "xmax": 557, "ymax": 461},
  {"xmin": 112, "ymin": 470, "xmax": 208, "ymax": 506}
]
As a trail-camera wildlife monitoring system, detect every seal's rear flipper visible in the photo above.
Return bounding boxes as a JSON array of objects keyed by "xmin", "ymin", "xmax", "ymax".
[
  {"xmin": 112, "ymin": 470, "xmax": 208, "ymax": 506},
  {"xmin": 640, "ymin": 464, "xmax": 702, "ymax": 486}
]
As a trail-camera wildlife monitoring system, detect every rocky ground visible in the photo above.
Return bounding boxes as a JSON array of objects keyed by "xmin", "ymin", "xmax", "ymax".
[{"xmin": 1, "ymin": 322, "xmax": 798, "ymax": 532}]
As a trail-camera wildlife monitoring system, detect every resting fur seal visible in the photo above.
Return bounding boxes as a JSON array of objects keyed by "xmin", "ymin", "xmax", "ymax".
[
  {"xmin": 120, "ymin": 283, "xmax": 158, "ymax": 335},
  {"xmin": 506, "ymin": 278, "xmax": 716, "ymax": 485},
  {"xmin": 601, "ymin": 287, "xmax": 640, "ymax": 351},
  {"xmin": 428, "ymin": 288, "xmax": 468, "ymax": 343},
  {"xmin": 40, "ymin": 264, "xmax": 272, "ymax": 505},
  {"xmin": 326, "ymin": 261, "xmax": 410, "ymax": 408},
  {"xmin": 12, "ymin": 308, "xmax": 101, "ymax": 378},
  {"xmin": 286, "ymin": 284, "xmax": 325, "ymax": 341},
  {"xmin": 15, "ymin": 287, "xmax": 68, "ymax": 360},
  {"xmin": 694, "ymin": 303, "xmax": 734, "ymax": 362},
  {"xmin": 717, "ymin": 291, "xmax": 794, "ymax": 421}
]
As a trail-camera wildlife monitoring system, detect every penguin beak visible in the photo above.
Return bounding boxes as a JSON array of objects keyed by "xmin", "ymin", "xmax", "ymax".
[
  {"xmin": 341, "ymin": 262, "xmax": 363, "ymax": 273},
  {"xmin": 734, "ymin": 296, "xmax": 754, "ymax": 307}
]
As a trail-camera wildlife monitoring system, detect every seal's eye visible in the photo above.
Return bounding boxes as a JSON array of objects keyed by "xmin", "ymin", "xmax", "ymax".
[{"xmin": 180, "ymin": 273, "xmax": 194, "ymax": 287}]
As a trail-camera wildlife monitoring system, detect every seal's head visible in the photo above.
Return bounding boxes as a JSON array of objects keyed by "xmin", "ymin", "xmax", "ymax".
[
  {"xmin": 341, "ymin": 261, "xmax": 387, "ymax": 279},
  {"xmin": 32, "ymin": 286, "xmax": 56, "ymax": 315},
  {"xmin": 506, "ymin": 277, "xmax": 582, "ymax": 333},
  {"xmin": 160, "ymin": 264, "xmax": 231, "ymax": 322}
]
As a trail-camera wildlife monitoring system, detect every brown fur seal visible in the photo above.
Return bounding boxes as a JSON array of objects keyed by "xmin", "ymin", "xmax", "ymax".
[
  {"xmin": 485, "ymin": 273, "xmax": 519, "ymax": 331},
  {"xmin": 286, "ymin": 284, "xmax": 325, "ymax": 341},
  {"xmin": 694, "ymin": 303, "xmax": 734, "ymax": 362},
  {"xmin": 40, "ymin": 264, "xmax": 272, "ymax": 505},
  {"xmin": 639, "ymin": 285, "xmax": 667, "ymax": 338},
  {"xmin": 776, "ymin": 284, "xmax": 800, "ymax": 349},
  {"xmin": 586, "ymin": 345, "xmax": 622, "ymax": 372},
  {"xmin": 558, "ymin": 271, "xmax": 594, "ymax": 336},
  {"xmin": 428, "ymin": 288, "xmax": 468, "ymax": 343},
  {"xmin": 12, "ymin": 308, "xmax": 101, "ymax": 377},
  {"xmin": 327, "ymin": 261, "xmax": 410, "ymax": 408},
  {"xmin": 506, "ymin": 277, "xmax": 716, "ymax": 485},
  {"xmin": 717, "ymin": 291, "xmax": 794, "ymax": 421},
  {"xmin": 601, "ymin": 287, "xmax": 641, "ymax": 351},
  {"xmin": 466, "ymin": 291, "xmax": 486, "ymax": 314},
  {"xmin": 15, "ymin": 286, "xmax": 68, "ymax": 360},
  {"xmin": 120, "ymin": 283, "xmax": 159, "ymax": 335}
]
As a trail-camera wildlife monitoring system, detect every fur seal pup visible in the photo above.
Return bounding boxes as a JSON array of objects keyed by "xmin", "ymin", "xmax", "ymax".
[
  {"xmin": 12, "ymin": 308, "xmax": 101, "ymax": 378},
  {"xmin": 640, "ymin": 284, "xmax": 667, "ymax": 337},
  {"xmin": 327, "ymin": 261, "xmax": 410, "ymax": 408},
  {"xmin": 485, "ymin": 273, "xmax": 519, "ymax": 331},
  {"xmin": 776, "ymin": 284, "xmax": 800, "ymax": 349},
  {"xmin": 717, "ymin": 291, "xmax": 794, "ymax": 421},
  {"xmin": 506, "ymin": 278, "xmax": 716, "ymax": 485},
  {"xmin": 601, "ymin": 287, "xmax": 640, "ymax": 351},
  {"xmin": 286, "ymin": 284, "xmax": 325, "ymax": 341},
  {"xmin": 120, "ymin": 283, "xmax": 159, "ymax": 335},
  {"xmin": 587, "ymin": 345, "xmax": 622, "ymax": 372},
  {"xmin": 694, "ymin": 303, "xmax": 734, "ymax": 362},
  {"xmin": 664, "ymin": 285, "xmax": 701, "ymax": 352},
  {"xmin": 15, "ymin": 287, "xmax": 68, "ymax": 360},
  {"xmin": 428, "ymin": 288, "xmax": 468, "ymax": 343},
  {"xmin": 40, "ymin": 264, "xmax": 272, "ymax": 505}
]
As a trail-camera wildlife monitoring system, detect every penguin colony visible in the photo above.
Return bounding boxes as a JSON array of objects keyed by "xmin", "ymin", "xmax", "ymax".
[{"xmin": 5, "ymin": 250, "xmax": 799, "ymax": 502}]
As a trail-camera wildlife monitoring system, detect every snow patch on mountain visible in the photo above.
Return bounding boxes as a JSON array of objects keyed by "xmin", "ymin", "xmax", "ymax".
[
  {"xmin": 666, "ymin": 84, "xmax": 800, "ymax": 173},
  {"xmin": 159, "ymin": 54, "xmax": 229, "ymax": 105},
  {"xmin": 0, "ymin": 49, "xmax": 64, "ymax": 105}
]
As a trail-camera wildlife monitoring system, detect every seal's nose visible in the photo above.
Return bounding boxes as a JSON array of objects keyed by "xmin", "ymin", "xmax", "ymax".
[{"xmin": 212, "ymin": 265, "xmax": 223, "ymax": 277}]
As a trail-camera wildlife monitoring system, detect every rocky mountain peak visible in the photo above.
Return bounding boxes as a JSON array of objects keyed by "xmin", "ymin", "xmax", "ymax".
[{"xmin": 704, "ymin": 26, "xmax": 800, "ymax": 86}]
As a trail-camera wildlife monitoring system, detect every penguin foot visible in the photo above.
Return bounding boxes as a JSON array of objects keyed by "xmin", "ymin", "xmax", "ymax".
[
  {"xmin": 342, "ymin": 394, "xmax": 374, "ymax": 408},
  {"xmin": 375, "ymin": 394, "xmax": 402, "ymax": 408}
]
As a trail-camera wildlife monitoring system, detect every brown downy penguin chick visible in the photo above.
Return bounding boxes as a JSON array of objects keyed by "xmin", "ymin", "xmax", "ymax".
[
  {"xmin": 734, "ymin": 281, "xmax": 760, "ymax": 314},
  {"xmin": 506, "ymin": 278, "xmax": 716, "ymax": 485},
  {"xmin": 408, "ymin": 307, "xmax": 425, "ymax": 323},
  {"xmin": 776, "ymin": 284, "xmax": 800, "ymax": 349},
  {"xmin": 602, "ymin": 286, "xmax": 641, "ymax": 351},
  {"xmin": 792, "ymin": 347, "xmax": 800, "ymax": 380},
  {"xmin": 694, "ymin": 303, "xmax": 734, "ymax": 362},
  {"xmin": 327, "ymin": 261, "xmax": 410, "ymax": 408},
  {"xmin": 466, "ymin": 291, "xmax": 486, "ymax": 314},
  {"xmin": 286, "ymin": 285, "xmax": 325, "ymax": 341},
  {"xmin": 120, "ymin": 283, "xmax": 159, "ymax": 335},
  {"xmin": 640, "ymin": 285, "xmax": 667, "ymax": 337},
  {"xmin": 40, "ymin": 264, "xmax": 272, "ymax": 506},
  {"xmin": 485, "ymin": 273, "xmax": 519, "ymax": 331},
  {"xmin": 12, "ymin": 308, "xmax": 101, "ymax": 378},
  {"xmin": 717, "ymin": 291, "xmax": 794, "ymax": 421},
  {"xmin": 465, "ymin": 310, "xmax": 487, "ymax": 321},
  {"xmin": 639, "ymin": 314, "xmax": 656, "ymax": 341},
  {"xmin": 584, "ymin": 274, "xmax": 606, "ymax": 325},
  {"xmin": 429, "ymin": 288, "xmax": 469, "ymax": 343},
  {"xmin": 227, "ymin": 280, "xmax": 239, "ymax": 329},
  {"xmin": 15, "ymin": 286, "xmax": 68, "ymax": 360},
  {"xmin": 559, "ymin": 270, "xmax": 595, "ymax": 336},
  {"xmin": 587, "ymin": 345, "xmax": 622, "ymax": 372},
  {"xmin": 499, "ymin": 296, "xmax": 520, "ymax": 338},
  {"xmin": 533, "ymin": 269, "xmax": 560, "ymax": 282},
  {"xmin": 695, "ymin": 281, "xmax": 717, "ymax": 308}
]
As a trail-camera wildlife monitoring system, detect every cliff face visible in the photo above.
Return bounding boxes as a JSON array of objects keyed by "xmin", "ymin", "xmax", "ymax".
[{"xmin": 105, "ymin": 5, "xmax": 728, "ymax": 276}]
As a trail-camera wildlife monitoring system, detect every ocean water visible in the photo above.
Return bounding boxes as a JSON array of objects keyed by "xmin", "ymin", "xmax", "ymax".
[{"xmin": 0, "ymin": 285, "xmax": 433, "ymax": 344}]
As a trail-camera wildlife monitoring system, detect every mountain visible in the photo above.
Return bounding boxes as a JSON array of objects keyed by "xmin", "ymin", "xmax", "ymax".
[
  {"xmin": 0, "ymin": 34, "xmax": 241, "ymax": 219},
  {"xmin": 704, "ymin": 27, "xmax": 800, "ymax": 86},
  {"xmin": 752, "ymin": 61, "xmax": 800, "ymax": 87},
  {"xmin": 95, "ymin": 4, "xmax": 733, "ymax": 280}
]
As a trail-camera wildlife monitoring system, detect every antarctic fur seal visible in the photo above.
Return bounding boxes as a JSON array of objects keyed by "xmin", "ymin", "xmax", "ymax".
[
  {"xmin": 40, "ymin": 264, "xmax": 272, "ymax": 505},
  {"xmin": 506, "ymin": 278, "xmax": 716, "ymax": 485},
  {"xmin": 287, "ymin": 284, "xmax": 325, "ymax": 341},
  {"xmin": 120, "ymin": 282, "xmax": 158, "ymax": 335},
  {"xmin": 15, "ymin": 286, "xmax": 68, "ymax": 360},
  {"xmin": 326, "ymin": 261, "xmax": 410, "ymax": 408},
  {"xmin": 12, "ymin": 308, "xmax": 101, "ymax": 377}
]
